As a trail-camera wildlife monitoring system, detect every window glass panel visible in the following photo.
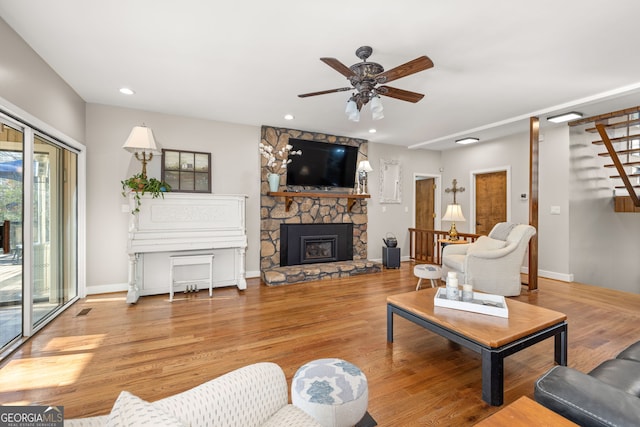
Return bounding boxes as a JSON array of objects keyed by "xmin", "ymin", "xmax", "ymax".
[
  {"xmin": 0, "ymin": 122, "xmax": 24, "ymax": 349},
  {"xmin": 32, "ymin": 135, "xmax": 77, "ymax": 327}
]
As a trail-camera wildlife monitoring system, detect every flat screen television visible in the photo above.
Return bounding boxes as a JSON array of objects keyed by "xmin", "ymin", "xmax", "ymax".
[{"xmin": 286, "ymin": 139, "xmax": 359, "ymax": 189}]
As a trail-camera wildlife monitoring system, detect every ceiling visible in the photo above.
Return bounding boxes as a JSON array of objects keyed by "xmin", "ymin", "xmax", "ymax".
[{"xmin": 2, "ymin": 0, "xmax": 640, "ymax": 151}]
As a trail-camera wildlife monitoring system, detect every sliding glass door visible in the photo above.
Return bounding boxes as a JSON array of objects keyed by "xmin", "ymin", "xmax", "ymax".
[
  {"xmin": 0, "ymin": 121, "xmax": 24, "ymax": 350},
  {"xmin": 0, "ymin": 116, "xmax": 78, "ymax": 355},
  {"xmin": 32, "ymin": 134, "xmax": 78, "ymax": 325}
]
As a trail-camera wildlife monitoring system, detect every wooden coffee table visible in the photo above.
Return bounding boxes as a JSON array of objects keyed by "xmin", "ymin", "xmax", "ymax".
[
  {"xmin": 475, "ymin": 396, "xmax": 578, "ymax": 426},
  {"xmin": 387, "ymin": 288, "xmax": 567, "ymax": 406}
]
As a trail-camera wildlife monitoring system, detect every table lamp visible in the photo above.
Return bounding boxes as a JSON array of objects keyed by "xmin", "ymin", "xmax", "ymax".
[{"xmin": 442, "ymin": 204, "xmax": 466, "ymax": 240}]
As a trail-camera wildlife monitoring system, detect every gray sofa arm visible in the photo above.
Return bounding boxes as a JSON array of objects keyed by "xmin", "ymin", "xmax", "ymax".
[{"xmin": 535, "ymin": 365, "xmax": 640, "ymax": 427}]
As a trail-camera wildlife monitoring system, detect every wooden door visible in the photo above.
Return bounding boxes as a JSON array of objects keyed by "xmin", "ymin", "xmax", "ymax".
[
  {"xmin": 415, "ymin": 178, "xmax": 435, "ymax": 261},
  {"xmin": 416, "ymin": 178, "xmax": 435, "ymax": 229},
  {"xmin": 475, "ymin": 171, "xmax": 506, "ymax": 235}
]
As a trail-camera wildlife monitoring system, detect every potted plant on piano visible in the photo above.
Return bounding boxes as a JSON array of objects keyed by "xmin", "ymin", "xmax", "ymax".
[{"xmin": 121, "ymin": 173, "xmax": 171, "ymax": 214}]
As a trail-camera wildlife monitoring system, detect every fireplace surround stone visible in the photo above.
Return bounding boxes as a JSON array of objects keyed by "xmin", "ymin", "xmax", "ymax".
[{"xmin": 260, "ymin": 126, "xmax": 381, "ymax": 285}]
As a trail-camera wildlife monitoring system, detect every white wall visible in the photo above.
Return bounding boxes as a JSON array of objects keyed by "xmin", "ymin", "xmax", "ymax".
[
  {"xmin": 366, "ymin": 143, "xmax": 441, "ymax": 260},
  {"xmin": 0, "ymin": 18, "xmax": 85, "ymax": 142},
  {"xmin": 439, "ymin": 127, "xmax": 573, "ymax": 282},
  {"xmin": 568, "ymin": 125, "xmax": 640, "ymax": 293},
  {"xmin": 84, "ymin": 112, "xmax": 445, "ymax": 290},
  {"xmin": 85, "ymin": 104, "xmax": 261, "ymax": 292},
  {"xmin": 538, "ymin": 125, "xmax": 571, "ymax": 281},
  {"xmin": 440, "ymin": 134, "xmax": 530, "ymax": 231},
  {"xmin": 81, "ymin": 107, "xmax": 640, "ymax": 294}
]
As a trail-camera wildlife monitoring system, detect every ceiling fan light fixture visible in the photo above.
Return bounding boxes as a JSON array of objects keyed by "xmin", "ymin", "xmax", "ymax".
[
  {"xmin": 370, "ymin": 96, "xmax": 383, "ymax": 113},
  {"xmin": 547, "ymin": 112, "xmax": 583, "ymax": 123},
  {"xmin": 300, "ymin": 46, "xmax": 433, "ymax": 122},
  {"xmin": 345, "ymin": 98, "xmax": 360, "ymax": 121},
  {"xmin": 345, "ymin": 98, "xmax": 357, "ymax": 114},
  {"xmin": 455, "ymin": 137, "xmax": 479, "ymax": 145}
]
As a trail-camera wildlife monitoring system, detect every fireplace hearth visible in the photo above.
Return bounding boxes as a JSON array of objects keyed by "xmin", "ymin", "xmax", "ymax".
[{"xmin": 281, "ymin": 223, "xmax": 353, "ymax": 267}]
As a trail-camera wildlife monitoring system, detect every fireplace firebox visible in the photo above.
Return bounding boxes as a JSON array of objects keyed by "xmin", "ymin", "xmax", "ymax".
[{"xmin": 280, "ymin": 223, "xmax": 353, "ymax": 267}]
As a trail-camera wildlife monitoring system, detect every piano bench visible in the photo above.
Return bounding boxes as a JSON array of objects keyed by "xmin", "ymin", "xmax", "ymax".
[{"xmin": 169, "ymin": 253, "xmax": 215, "ymax": 302}]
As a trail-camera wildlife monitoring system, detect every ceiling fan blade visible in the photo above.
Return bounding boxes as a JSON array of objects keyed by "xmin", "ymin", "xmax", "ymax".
[
  {"xmin": 320, "ymin": 57, "xmax": 356, "ymax": 78},
  {"xmin": 377, "ymin": 86, "xmax": 424, "ymax": 103},
  {"xmin": 376, "ymin": 56, "xmax": 434, "ymax": 84},
  {"xmin": 298, "ymin": 87, "xmax": 352, "ymax": 98}
]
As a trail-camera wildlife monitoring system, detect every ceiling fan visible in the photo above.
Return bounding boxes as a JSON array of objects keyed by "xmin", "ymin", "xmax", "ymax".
[{"xmin": 298, "ymin": 46, "xmax": 434, "ymax": 120}]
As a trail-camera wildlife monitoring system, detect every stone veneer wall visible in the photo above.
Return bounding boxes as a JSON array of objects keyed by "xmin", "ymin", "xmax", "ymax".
[{"xmin": 260, "ymin": 125, "xmax": 369, "ymax": 276}]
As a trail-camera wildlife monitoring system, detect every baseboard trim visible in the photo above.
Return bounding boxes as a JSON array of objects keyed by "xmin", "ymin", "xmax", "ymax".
[
  {"xmin": 86, "ymin": 265, "xmax": 571, "ymax": 295},
  {"xmin": 87, "ymin": 271, "xmax": 262, "ymax": 296},
  {"xmin": 86, "ymin": 282, "xmax": 128, "ymax": 295},
  {"xmin": 521, "ymin": 267, "xmax": 574, "ymax": 282},
  {"xmin": 246, "ymin": 270, "xmax": 260, "ymax": 279}
]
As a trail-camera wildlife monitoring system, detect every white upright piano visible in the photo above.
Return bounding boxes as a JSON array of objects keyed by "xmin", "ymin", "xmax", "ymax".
[{"xmin": 126, "ymin": 193, "xmax": 248, "ymax": 303}]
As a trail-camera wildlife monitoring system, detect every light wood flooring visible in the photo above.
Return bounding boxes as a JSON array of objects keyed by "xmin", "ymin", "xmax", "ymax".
[{"xmin": 1, "ymin": 263, "xmax": 639, "ymax": 425}]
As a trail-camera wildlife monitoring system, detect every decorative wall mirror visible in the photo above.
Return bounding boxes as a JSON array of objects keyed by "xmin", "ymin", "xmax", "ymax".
[
  {"xmin": 161, "ymin": 149, "xmax": 211, "ymax": 193},
  {"xmin": 379, "ymin": 159, "xmax": 402, "ymax": 203}
]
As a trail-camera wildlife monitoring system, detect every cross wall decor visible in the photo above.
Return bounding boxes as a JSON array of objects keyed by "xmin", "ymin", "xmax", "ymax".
[{"xmin": 445, "ymin": 179, "xmax": 465, "ymax": 204}]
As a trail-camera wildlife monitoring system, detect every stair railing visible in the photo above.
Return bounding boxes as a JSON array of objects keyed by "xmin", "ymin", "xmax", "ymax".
[
  {"xmin": 408, "ymin": 228, "xmax": 480, "ymax": 265},
  {"xmin": 595, "ymin": 123, "xmax": 640, "ymax": 207}
]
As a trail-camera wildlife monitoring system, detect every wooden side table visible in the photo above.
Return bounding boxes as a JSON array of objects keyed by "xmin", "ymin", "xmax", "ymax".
[
  {"xmin": 475, "ymin": 396, "xmax": 578, "ymax": 426},
  {"xmin": 438, "ymin": 238, "xmax": 469, "ymax": 246}
]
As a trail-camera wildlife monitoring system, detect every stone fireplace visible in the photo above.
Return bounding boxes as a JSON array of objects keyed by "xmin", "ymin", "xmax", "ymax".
[{"xmin": 260, "ymin": 125, "xmax": 381, "ymax": 285}]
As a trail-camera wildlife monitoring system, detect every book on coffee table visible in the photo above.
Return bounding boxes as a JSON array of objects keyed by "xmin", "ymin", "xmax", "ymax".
[{"xmin": 434, "ymin": 288, "xmax": 509, "ymax": 318}]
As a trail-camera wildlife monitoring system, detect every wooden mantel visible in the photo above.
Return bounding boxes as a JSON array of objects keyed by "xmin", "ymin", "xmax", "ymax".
[{"xmin": 268, "ymin": 191, "xmax": 370, "ymax": 212}]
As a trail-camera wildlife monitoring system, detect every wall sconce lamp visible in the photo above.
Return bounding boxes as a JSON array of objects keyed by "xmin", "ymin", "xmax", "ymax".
[
  {"xmin": 122, "ymin": 125, "xmax": 160, "ymax": 178},
  {"xmin": 442, "ymin": 204, "xmax": 466, "ymax": 241},
  {"xmin": 357, "ymin": 160, "xmax": 373, "ymax": 194}
]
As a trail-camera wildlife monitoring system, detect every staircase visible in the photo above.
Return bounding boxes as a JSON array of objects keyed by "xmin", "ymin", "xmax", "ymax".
[{"xmin": 569, "ymin": 106, "xmax": 640, "ymax": 213}]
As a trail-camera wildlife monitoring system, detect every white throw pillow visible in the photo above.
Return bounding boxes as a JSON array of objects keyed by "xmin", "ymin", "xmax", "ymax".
[
  {"xmin": 106, "ymin": 391, "xmax": 186, "ymax": 427},
  {"xmin": 467, "ymin": 236, "xmax": 506, "ymax": 255}
]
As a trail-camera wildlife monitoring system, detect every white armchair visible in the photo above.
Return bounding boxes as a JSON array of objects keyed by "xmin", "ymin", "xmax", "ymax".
[{"xmin": 441, "ymin": 222, "xmax": 536, "ymax": 296}]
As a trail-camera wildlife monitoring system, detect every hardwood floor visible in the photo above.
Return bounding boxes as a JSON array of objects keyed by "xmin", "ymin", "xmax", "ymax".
[{"xmin": 1, "ymin": 263, "xmax": 639, "ymax": 425}]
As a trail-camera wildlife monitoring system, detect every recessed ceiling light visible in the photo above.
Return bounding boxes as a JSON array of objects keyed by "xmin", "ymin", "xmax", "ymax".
[
  {"xmin": 368, "ymin": 128, "xmax": 377, "ymax": 133},
  {"xmin": 119, "ymin": 87, "xmax": 135, "ymax": 95},
  {"xmin": 455, "ymin": 137, "xmax": 479, "ymax": 145},
  {"xmin": 547, "ymin": 112, "xmax": 582, "ymax": 123},
  {"xmin": 284, "ymin": 114, "xmax": 294, "ymax": 120}
]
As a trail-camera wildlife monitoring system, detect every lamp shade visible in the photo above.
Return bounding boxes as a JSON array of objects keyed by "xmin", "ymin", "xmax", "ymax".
[
  {"xmin": 122, "ymin": 126, "xmax": 160, "ymax": 154},
  {"xmin": 442, "ymin": 204, "xmax": 466, "ymax": 222},
  {"xmin": 370, "ymin": 96, "xmax": 384, "ymax": 120},
  {"xmin": 345, "ymin": 99, "xmax": 361, "ymax": 122},
  {"xmin": 370, "ymin": 96, "xmax": 383, "ymax": 113},
  {"xmin": 357, "ymin": 160, "xmax": 373, "ymax": 173}
]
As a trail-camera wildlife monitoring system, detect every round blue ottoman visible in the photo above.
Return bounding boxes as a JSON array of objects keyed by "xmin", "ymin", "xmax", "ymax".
[{"xmin": 291, "ymin": 358, "xmax": 368, "ymax": 427}]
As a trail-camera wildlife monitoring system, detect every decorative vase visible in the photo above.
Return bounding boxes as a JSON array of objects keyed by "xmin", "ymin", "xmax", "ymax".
[{"xmin": 267, "ymin": 173, "xmax": 280, "ymax": 192}]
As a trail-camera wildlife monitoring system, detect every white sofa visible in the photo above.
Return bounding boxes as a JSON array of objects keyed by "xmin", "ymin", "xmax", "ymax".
[
  {"xmin": 441, "ymin": 222, "xmax": 536, "ymax": 296},
  {"xmin": 65, "ymin": 362, "xmax": 323, "ymax": 427}
]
